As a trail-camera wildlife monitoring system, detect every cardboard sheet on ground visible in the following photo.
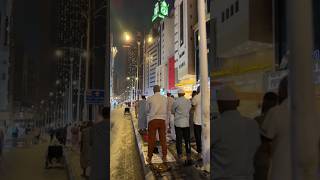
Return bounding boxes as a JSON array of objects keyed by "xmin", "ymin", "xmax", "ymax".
[
  {"xmin": 141, "ymin": 143, "xmax": 176, "ymax": 164},
  {"xmin": 132, "ymin": 113, "xmax": 175, "ymax": 164}
]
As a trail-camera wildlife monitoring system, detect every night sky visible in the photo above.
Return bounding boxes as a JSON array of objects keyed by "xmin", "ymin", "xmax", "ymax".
[
  {"xmin": 111, "ymin": 0, "xmax": 155, "ymax": 93},
  {"xmin": 111, "ymin": 0, "xmax": 155, "ymax": 44}
]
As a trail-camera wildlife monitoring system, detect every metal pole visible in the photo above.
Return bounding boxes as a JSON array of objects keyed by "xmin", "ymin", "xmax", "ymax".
[
  {"xmin": 110, "ymin": 34, "xmax": 113, "ymax": 105},
  {"xmin": 287, "ymin": 0, "xmax": 319, "ymax": 179},
  {"xmin": 137, "ymin": 41, "xmax": 141, "ymax": 101},
  {"xmin": 77, "ymin": 51, "xmax": 82, "ymax": 122},
  {"xmin": 197, "ymin": 0, "xmax": 210, "ymax": 172},
  {"xmin": 84, "ymin": 0, "xmax": 91, "ymax": 121},
  {"xmin": 69, "ymin": 58, "xmax": 74, "ymax": 124},
  {"xmin": 105, "ymin": 20, "xmax": 111, "ymax": 108}
]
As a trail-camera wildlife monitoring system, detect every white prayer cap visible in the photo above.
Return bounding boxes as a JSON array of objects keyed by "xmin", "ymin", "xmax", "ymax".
[
  {"xmin": 217, "ymin": 86, "xmax": 239, "ymax": 101},
  {"xmin": 178, "ymin": 88, "xmax": 185, "ymax": 94}
]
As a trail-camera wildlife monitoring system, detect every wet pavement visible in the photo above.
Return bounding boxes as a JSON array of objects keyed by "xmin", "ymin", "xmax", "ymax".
[
  {"xmin": 110, "ymin": 108, "xmax": 144, "ymax": 180},
  {"xmin": 0, "ymin": 136, "xmax": 68, "ymax": 180}
]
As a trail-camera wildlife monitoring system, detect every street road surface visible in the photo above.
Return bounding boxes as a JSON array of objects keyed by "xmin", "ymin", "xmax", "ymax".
[
  {"xmin": 110, "ymin": 108, "xmax": 144, "ymax": 180},
  {"xmin": 0, "ymin": 138, "xmax": 68, "ymax": 180}
]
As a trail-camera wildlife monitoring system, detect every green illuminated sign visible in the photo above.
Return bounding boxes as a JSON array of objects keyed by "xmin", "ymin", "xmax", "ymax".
[{"xmin": 152, "ymin": 0, "xmax": 169, "ymax": 22}]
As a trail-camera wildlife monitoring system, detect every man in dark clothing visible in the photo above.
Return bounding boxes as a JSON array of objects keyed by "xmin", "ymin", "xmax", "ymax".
[{"xmin": 89, "ymin": 107, "xmax": 109, "ymax": 180}]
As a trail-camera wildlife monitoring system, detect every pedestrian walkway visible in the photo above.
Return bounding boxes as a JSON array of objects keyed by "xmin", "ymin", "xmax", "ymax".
[
  {"xmin": 110, "ymin": 108, "xmax": 144, "ymax": 180},
  {"xmin": 131, "ymin": 108, "xmax": 210, "ymax": 180},
  {"xmin": 64, "ymin": 147, "xmax": 87, "ymax": 180},
  {"xmin": 0, "ymin": 136, "xmax": 67, "ymax": 180}
]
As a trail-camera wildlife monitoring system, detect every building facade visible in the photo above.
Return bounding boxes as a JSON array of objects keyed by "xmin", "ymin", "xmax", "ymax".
[
  {"xmin": 143, "ymin": 33, "xmax": 160, "ymax": 96},
  {"xmin": 51, "ymin": 0, "xmax": 88, "ymax": 122},
  {"xmin": 0, "ymin": 0, "xmax": 12, "ymax": 122},
  {"xmin": 157, "ymin": 13, "xmax": 175, "ymax": 92},
  {"xmin": 211, "ymin": 0, "xmax": 274, "ymax": 117},
  {"xmin": 174, "ymin": 0, "xmax": 197, "ymax": 97}
]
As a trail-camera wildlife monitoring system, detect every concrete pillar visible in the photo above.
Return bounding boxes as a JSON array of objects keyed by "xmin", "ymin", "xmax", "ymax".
[{"xmin": 287, "ymin": 0, "xmax": 319, "ymax": 179}]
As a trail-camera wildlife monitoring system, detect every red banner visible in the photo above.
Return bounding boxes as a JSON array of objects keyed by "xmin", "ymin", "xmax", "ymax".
[{"xmin": 168, "ymin": 56, "xmax": 175, "ymax": 90}]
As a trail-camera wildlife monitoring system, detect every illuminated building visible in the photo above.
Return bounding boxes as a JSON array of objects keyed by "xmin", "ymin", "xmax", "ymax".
[
  {"xmin": 174, "ymin": 0, "xmax": 197, "ymax": 97},
  {"xmin": 0, "ymin": 0, "xmax": 12, "ymax": 122}
]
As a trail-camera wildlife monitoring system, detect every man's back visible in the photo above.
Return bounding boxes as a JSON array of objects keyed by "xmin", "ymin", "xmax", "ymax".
[
  {"xmin": 262, "ymin": 99, "xmax": 291, "ymax": 180},
  {"xmin": 90, "ymin": 120, "xmax": 108, "ymax": 180},
  {"xmin": 146, "ymin": 92, "xmax": 167, "ymax": 122},
  {"xmin": 192, "ymin": 93, "xmax": 202, "ymax": 125},
  {"xmin": 212, "ymin": 110, "xmax": 260, "ymax": 179},
  {"xmin": 172, "ymin": 97, "xmax": 191, "ymax": 127},
  {"xmin": 167, "ymin": 96, "xmax": 174, "ymax": 113},
  {"xmin": 138, "ymin": 100, "xmax": 147, "ymax": 113}
]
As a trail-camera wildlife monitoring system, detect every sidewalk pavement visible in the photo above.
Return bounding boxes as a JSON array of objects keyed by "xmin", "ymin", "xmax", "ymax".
[
  {"xmin": 64, "ymin": 147, "xmax": 87, "ymax": 180},
  {"xmin": 131, "ymin": 109, "xmax": 210, "ymax": 180},
  {"xmin": 0, "ymin": 136, "xmax": 67, "ymax": 180}
]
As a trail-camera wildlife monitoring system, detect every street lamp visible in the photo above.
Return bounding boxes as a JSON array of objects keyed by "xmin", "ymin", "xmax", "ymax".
[
  {"xmin": 147, "ymin": 35, "xmax": 153, "ymax": 44},
  {"xmin": 80, "ymin": 2, "xmax": 108, "ymax": 121},
  {"xmin": 55, "ymin": 50, "xmax": 63, "ymax": 57},
  {"xmin": 122, "ymin": 31, "xmax": 143, "ymax": 101},
  {"xmin": 124, "ymin": 32, "xmax": 132, "ymax": 43}
]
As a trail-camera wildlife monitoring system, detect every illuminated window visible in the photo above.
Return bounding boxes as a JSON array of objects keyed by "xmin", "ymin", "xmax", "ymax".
[{"xmin": 235, "ymin": 1, "xmax": 239, "ymax": 12}]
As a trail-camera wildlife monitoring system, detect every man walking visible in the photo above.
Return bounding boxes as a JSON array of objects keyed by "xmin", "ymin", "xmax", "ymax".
[
  {"xmin": 146, "ymin": 85, "xmax": 168, "ymax": 164},
  {"xmin": 212, "ymin": 86, "xmax": 260, "ymax": 180},
  {"xmin": 171, "ymin": 89, "xmax": 192, "ymax": 165},
  {"xmin": 89, "ymin": 107, "xmax": 109, "ymax": 180},
  {"xmin": 138, "ymin": 95, "xmax": 148, "ymax": 133},
  {"xmin": 167, "ymin": 92, "xmax": 175, "ymax": 141},
  {"xmin": 261, "ymin": 76, "xmax": 320, "ymax": 180},
  {"xmin": 192, "ymin": 86, "xmax": 202, "ymax": 159}
]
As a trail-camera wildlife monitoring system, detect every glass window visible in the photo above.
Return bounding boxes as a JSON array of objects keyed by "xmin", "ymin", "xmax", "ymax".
[
  {"xmin": 313, "ymin": 0, "xmax": 320, "ymax": 50},
  {"xmin": 235, "ymin": 1, "xmax": 239, "ymax": 12},
  {"xmin": 207, "ymin": 0, "xmax": 211, "ymax": 13},
  {"xmin": 231, "ymin": 5, "xmax": 234, "ymax": 16},
  {"xmin": 222, "ymin": 12, "xmax": 225, "ymax": 22},
  {"xmin": 4, "ymin": 16, "xmax": 8, "ymax": 46},
  {"xmin": 226, "ymin": 8, "xmax": 230, "ymax": 19},
  {"xmin": 180, "ymin": 2, "xmax": 184, "ymax": 46}
]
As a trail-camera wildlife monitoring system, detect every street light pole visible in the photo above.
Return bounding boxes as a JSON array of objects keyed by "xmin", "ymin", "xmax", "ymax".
[
  {"xmin": 84, "ymin": 0, "xmax": 92, "ymax": 121},
  {"xmin": 287, "ymin": 0, "xmax": 319, "ymax": 179},
  {"xmin": 137, "ymin": 41, "xmax": 141, "ymax": 101},
  {"xmin": 69, "ymin": 58, "xmax": 74, "ymax": 124},
  {"xmin": 77, "ymin": 36, "xmax": 85, "ymax": 122},
  {"xmin": 197, "ymin": 0, "xmax": 210, "ymax": 172}
]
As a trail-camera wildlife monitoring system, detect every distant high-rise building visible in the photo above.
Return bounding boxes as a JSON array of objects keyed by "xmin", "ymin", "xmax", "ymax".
[
  {"xmin": 9, "ymin": 0, "xmax": 55, "ymax": 118},
  {"xmin": 143, "ymin": 33, "xmax": 160, "ymax": 96},
  {"xmin": 157, "ymin": 14, "xmax": 175, "ymax": 92},
  {"xmin": 51, "ymin": 0, "xmax": 87, "ymax": 87},
  {"xmin": 0, "ymin": 0, "xmax": 12, "ymax": 122}
]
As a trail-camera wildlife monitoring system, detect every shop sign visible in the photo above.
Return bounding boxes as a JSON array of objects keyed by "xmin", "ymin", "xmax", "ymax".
[
  {"xmin": 266, "ymin": 62, "xmax": 320, "ymax": 91},
  {"xmin": 265, "ymin": 70, "xmax": 288, "ymax": 92},
  {"xmin": 152, "ymin": 0, "xmax": 169, "ymax": 22}
]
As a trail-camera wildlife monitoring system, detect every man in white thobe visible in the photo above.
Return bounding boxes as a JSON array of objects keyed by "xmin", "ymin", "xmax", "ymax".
[
  {"xmin": 212, "ymin": 86, "xmax": 260, "ymax": 180},
  {"xmin": 138, "ymin": 95, "xmax": 148, "ymax": 131},
  {"xmin": 167, "ymin": 92, "xmax": 175, "ymax": 141},
  {"xmin": 262, "ymin": 76, "xmax": 320, "ymax": 180},
  {"xmin": 172, "ymin": 89, "xmax": 192, "ymax": 164}
]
